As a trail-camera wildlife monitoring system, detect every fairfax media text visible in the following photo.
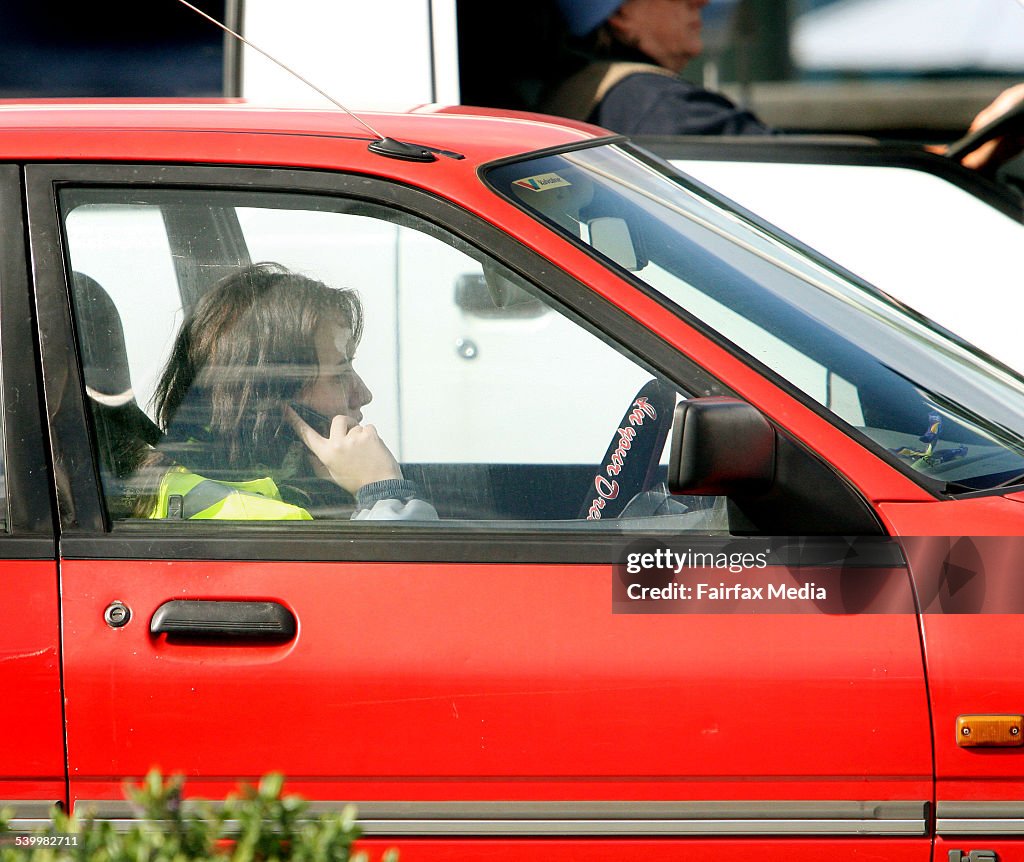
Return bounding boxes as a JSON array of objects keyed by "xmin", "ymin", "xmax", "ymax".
[{"xmin": 626, "ymin": 581, "xmax": 828, "ymax": 601}]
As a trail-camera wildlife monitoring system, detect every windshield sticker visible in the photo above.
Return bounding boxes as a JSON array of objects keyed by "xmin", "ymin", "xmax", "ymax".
[{"xmin": 513, "ymin": 173, "xmax": 571, "ymax": 192}]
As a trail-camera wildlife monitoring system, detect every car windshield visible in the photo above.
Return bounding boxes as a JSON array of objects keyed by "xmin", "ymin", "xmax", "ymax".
[{"xmin": 486, "ymin": 143, "xmax": 1024, "ymax": 493}]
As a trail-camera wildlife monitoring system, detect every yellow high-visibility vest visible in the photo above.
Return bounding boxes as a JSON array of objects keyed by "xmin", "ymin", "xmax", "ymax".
[{"xmin": 151, "ymin": 466, "xmax": 312, "ymax": 520}]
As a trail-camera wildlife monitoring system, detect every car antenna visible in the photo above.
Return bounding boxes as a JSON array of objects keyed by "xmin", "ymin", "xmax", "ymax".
[{"xmin": 173, "ymin": 0, "xmax": 437, "ymax": 162}]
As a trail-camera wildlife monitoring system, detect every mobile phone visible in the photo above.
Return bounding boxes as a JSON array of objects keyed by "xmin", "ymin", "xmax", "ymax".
[{"xmin": 290, "ymin": 402, "xmax": 333, "ymax": 437}]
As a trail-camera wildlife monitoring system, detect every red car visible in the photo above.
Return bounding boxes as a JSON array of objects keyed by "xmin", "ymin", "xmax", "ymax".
[{"xmin": 3, "ymin": 101, "xmax": 1024, "ymax": 862}]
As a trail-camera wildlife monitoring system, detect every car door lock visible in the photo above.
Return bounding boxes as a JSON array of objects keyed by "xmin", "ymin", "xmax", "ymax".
[{"xmin": 104, "ymin": 601, "xmax": 132, "ymax": 629}]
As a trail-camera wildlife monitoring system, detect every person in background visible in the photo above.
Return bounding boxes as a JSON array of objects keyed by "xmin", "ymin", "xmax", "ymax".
[
  {"xmin": 542, "ymin": 0, "xmax": 771, "ymax": 136},
  {"xmin": 543, "ymin": 0, "xmax": 1024, "ymax": 175}
]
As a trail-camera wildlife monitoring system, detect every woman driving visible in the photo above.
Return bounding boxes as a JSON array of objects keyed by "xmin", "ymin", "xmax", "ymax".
[{"xmin": 132, "ymin": 262, "xmax": 435, "ymax": 521}]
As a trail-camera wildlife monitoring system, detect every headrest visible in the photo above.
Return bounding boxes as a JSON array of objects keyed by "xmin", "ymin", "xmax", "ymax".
[{"xmin": 73, "ymin": 272, "xmax": 135, "ymax": 406}]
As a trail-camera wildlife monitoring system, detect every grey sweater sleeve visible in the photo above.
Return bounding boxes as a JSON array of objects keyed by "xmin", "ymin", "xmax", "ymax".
[{"xmin": 352, "ymin": 479, "xmax": 439, "ymax": 521}]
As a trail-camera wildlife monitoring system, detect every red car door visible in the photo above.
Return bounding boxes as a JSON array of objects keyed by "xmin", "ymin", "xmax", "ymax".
[
  {"xmin": 28, "ymin": 162, "xmax": 933, "ymax": 861},
  {"xmin": 0, "ymin": 165, "xmax": 64, "ymax": 823}
]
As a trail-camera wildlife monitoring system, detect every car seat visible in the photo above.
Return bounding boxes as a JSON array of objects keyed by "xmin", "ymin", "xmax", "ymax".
[{"xmin": 72, "ymin": 272, "xmax": 162, "ymax": 493}]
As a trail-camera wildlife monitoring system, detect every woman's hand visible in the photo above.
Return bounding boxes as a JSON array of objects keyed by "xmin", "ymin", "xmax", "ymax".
[{"xmin": 287, "ymin": 408, "xmax": 402, "ymax": 495}]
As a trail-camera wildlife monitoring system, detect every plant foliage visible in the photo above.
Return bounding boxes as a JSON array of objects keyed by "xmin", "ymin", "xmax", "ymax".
[{"xmin": 0, "ymin": 771, "xmax": 397, "ymax": 862}]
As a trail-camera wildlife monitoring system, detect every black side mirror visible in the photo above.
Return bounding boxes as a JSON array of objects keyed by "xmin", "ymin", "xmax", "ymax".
[
  {"xmin": 669, "ymin": 397, "xmax": 775, "ymax": 496},
  {"xmin": 668, "ymin": 396, "xmax": 883, "ymax": 536}
]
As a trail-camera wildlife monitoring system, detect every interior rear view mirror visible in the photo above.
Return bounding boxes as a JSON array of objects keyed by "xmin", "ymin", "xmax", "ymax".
[{"xmin": 587, "ymin": 216, "xmax": 641, "ymax": 271}]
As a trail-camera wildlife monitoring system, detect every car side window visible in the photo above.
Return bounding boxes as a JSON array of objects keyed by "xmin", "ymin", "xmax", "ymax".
[{"xmin": 60, "ymin": 188, "xmax": 726, "ymax": 531}]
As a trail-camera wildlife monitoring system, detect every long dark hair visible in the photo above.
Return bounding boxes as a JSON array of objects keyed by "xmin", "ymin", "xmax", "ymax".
[{"xmin": 131, "ymin": 263, "xmax": 362, "ymax": 512}]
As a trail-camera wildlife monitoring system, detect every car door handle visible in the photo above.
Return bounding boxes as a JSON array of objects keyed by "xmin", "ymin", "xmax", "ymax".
[{"xmin": 150, "ymin": 599, "xmax": 296, "ymax": 642}]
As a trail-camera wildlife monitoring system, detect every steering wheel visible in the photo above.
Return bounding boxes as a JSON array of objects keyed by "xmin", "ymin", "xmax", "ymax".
[{"xmin": 578, "ymin": 378, "xmax": 677, "ymax": 520}]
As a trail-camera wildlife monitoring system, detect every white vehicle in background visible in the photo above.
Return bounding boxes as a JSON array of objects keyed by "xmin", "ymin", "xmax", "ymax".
[
  {"xmin": 156, "ymin": 0, "xmax": 1012, "ymax": 456},
  {"xmin": 652, "ymin": 137, "xmax": 1024, "ymax": 375},
  {"xmin": 225, "ymin": 0, "xmax": 461, "ymax": 110}
]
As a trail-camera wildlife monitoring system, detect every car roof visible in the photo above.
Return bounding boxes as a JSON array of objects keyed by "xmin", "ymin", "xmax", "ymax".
[{"xmin": 0, "ymin": 99, "xmax": 610, "ymax": 169}]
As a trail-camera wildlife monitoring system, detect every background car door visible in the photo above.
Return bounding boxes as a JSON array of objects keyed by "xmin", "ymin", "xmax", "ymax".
[
  {"xmin": 642, "ymin": 137, "xmax": 1024, "ymax": 375},
  {"xmin": 0, "ymin": 164, "xmax": 63, "ymax": 821},
  {"xmin": 27, "ymin": 163, "xmax": 934, "ymax": 860}
]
